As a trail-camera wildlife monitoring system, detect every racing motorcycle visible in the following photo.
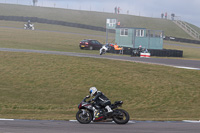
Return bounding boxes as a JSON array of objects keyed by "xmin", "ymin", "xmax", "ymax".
[
  {"xmin": 76, "ymin": 95, "xmax": 130, "ymax": 124},
  {"xmin": 100, "ymin": 44, "xmax": 111, "ymax": 55},
  {"xmin": 24, "ymin": 24, "xmax": 35, "ymax": 30}
]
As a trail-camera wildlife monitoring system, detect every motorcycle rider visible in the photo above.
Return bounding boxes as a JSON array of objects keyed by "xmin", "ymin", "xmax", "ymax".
[
  {"xmin": 27, "ymin": 20, "xmax": 32, "ymax": 28},
  {"xmin": 138, "ymin": 45, "xmax": 143, "ymax": 52},
  {"xmin": 89, "ymin": 87, "xmax": 113, "ymax": 119},
  {"xmin": 99, "ymin": 43, "xmax": 109, "ymax": 55}
]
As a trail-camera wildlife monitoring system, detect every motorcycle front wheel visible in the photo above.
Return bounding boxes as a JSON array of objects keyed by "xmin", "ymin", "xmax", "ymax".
[
  {"xmin": 113, "ymin": 109, "xmax": 130, "ymax": 124},
  {"xmin": 76, "ymin": 110, "xmax": 92, "ymax": 124}
]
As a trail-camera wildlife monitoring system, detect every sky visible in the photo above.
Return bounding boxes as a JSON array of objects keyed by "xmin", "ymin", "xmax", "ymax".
[{"xmin": 0, "ymin": 0, "xmax": 200, "ymax": 27}]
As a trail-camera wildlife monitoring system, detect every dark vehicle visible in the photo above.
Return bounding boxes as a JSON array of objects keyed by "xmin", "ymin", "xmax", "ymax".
[
  {"xmin": 79, "ymin": 39, "xmax": 103, "ymax": 50},
  {"xmin": 76, "ymin": 95, "xmax": 130, "ymax": 124}
]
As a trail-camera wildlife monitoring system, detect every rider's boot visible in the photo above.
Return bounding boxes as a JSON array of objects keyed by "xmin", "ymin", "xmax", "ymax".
[
  {"xmin": 105, "ymin": 105, "xmax": 113, "ymax": 113},
  {"xmin": 92, "ymin": 107, "xmax": 97, "ymax": 120}
]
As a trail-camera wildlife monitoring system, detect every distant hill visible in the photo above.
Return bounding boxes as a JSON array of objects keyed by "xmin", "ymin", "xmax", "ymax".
[{"xmin": 0, "ymin": 3, "xmax": 198, "ymax": 39}]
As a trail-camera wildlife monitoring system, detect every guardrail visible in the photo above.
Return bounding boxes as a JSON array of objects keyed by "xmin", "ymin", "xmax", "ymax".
[{"xmin": 174, "ymin": 20, "xmax": 200, "ymax": 40}]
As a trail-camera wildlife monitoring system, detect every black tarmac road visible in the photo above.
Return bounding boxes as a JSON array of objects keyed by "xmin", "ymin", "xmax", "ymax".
[
  {"xmin": 0, "ymin": 119, "xmax": 200, "ymax": 133},
  {"xmin": 0, "ymin": 48, "xmax": 200, "ymax": 70}
]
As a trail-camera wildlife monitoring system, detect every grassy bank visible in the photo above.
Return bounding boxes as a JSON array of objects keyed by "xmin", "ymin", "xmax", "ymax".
[
  {"xmin": 0, "ymin": 3, "xmax": 200, "ymax": 122},
  {"xmin": 0, "ymin": 51, "xmax": 200, "ymax": 120},
  {"xmin": 0, "ymin": 22, "xmax": 200, "ymax": 60},
  {"xmin": 0, "ymin": 3, "xmax": 194, "ymax": 39},
  {"xmin": 163, "ymin": 41, "xmax": 200, "ymax": 60}
]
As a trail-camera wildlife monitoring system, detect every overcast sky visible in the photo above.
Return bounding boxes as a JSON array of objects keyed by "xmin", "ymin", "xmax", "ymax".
[{"xmin": 0, "ymin": 0, "xmax": 199, "ymax": 27}]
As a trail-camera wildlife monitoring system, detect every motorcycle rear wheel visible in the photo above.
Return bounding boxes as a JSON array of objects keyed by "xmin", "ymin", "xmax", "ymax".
[
  {"xmin": 113, "ymin": 109, "xmax": 130, "ymax": 124},
  {"xmin": 76, "ymin": 110, "xmax": 92, "ymax": 124}
]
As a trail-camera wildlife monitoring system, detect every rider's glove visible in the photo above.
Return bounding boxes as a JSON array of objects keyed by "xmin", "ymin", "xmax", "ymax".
[{"xmin": 88, "ymin": 99, "xmax": 93, "ymax": 103}]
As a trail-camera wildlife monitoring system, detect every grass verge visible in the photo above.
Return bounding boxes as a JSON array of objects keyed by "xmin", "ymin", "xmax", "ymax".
[
  {"xmin": 0, "ymin": 22, "xmax": 200, "ymax": 60},
  {"xmin": 0, "ymin": 3, "xmax": 194, "ymax": 39},
  {"xmin": 0, "ymin": 51, "xmax": 200, "ymax": 120}
]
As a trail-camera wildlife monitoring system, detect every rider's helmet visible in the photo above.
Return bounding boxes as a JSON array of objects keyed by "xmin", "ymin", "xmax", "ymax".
[{"xmin": 89, "ymin": 87, "xmax": 97, "ymax": 97}]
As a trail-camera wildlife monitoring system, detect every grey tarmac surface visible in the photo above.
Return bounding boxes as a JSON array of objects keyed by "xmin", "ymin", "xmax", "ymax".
[
  {"xmin": 0, "ymin": 119, "xmax": 200, "ymax": 133},
  {"xmin": 0, "ymin": 48, "xmax": 200, "ymax": 70}
]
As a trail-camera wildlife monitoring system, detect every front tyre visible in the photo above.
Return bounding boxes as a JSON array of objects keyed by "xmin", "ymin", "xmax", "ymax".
[
  {"xmin": 76, "ymin": 110, "xmax": 92, "ymax": 124},
  {"xmin": 113, "ymin": 109, "xmax": 130, "ymax": 124}
]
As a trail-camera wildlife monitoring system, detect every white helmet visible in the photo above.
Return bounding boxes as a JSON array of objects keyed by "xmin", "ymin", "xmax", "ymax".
[{"xmin": 89, "ymin": 87, "xmax": 97, "ymax": 97}]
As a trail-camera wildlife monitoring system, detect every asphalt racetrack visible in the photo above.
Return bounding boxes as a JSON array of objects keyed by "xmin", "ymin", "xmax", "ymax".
[
  {"xmin": 0, "ymin": 48, "xmax": 200, "ymax": 70},
  {"xmin": 0, "ymin": 119, "xmax": 200, "ymax": 133}
]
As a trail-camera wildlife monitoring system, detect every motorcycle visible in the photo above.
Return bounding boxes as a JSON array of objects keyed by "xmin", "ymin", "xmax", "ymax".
[
  {"xmin": 24, "ymin": 24, "xmax": 35, "ymax": 30},
  {"xmin": 131, "ymin": 48, "xmax": 149, "ymax": 57},
  {"xmin": 76, "ymin": 95, "xmax": 130, "ymax": 124},
  {"xmin": 100, "ymin": 44, "xmax": 111, "ymax": 55}
]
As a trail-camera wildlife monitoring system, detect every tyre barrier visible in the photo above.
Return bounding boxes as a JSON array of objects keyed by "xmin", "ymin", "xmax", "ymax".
[
  {"xmin": 145, "ymin": 49, "xmax": 183, "ymax": 57},
  {"xmin": 109, "ymin": 47, "xmax": 183, "ymax": 57}
]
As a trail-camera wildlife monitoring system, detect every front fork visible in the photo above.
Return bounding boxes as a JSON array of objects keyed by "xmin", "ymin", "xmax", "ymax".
[
  {"xmin": 81, "ymin": 109, "xmax": 93, "ymax": 117},
  {"xmin": 81, "ymin": 109, "xmax": 87, "ymax": 115},
  {"xmin": 81, "ymin": 109, "xmax": 94, "ymax": 121}
]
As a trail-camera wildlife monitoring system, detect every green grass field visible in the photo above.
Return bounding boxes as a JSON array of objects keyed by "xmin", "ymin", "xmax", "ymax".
[
  {"xmin": 0, "ymin": 51, "xmax": 200, "ymax": 120},
  {"xmin": 163, "ymin": 42, "xmax": 200, "ymax": 60},
  {"xmin": 0, "ymin": 4, "xmax": 200, "ymax": 121},
  {"xmin": 0, "ymin": 3, "xmax": 198, "ymax": 39},
  {"xmin": 0, "ymin": 24, "xmax": 200, "ymax": 121},
  {"xmin": 0, "ymin": 21, "xmax": 109, "ymax": 53},
  {"xmin": 0, "ymin": 20, "xmax": 200, "ymax": 60}
]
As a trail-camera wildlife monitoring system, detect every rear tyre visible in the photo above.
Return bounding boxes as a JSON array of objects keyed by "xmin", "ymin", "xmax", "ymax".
[
  {"xmin": 113, "ymin": 109, "xmax": 130, "ymax": 124},
  {"xmin": 76, "ymin": 110, "xmax": 92, "ymax": 124}
]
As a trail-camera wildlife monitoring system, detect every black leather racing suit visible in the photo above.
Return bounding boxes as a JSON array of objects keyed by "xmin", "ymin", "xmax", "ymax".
[
  {"xmin": 27, "ymin": 21, "xmax": 31, "ymax": 28},
  {"xmin": 91, "ymin": 91, "xmax": 111, "ymax": 107}
]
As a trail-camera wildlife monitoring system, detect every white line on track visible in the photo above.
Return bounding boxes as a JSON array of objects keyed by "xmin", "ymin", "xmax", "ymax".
[
  {"xmin": 183, "ymin": 120, "xmax": 200, "ymax": 123},
  {"xmin": 0, "ymin": 118, "xmax": 14, "ymax": 121},
  {"xmin": 173, "ymin": 66, "xmax": 200, "ymax": 70}
]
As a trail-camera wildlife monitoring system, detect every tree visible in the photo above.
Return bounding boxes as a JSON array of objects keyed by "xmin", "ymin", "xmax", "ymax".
[{"xmin": 33, "ymin": 0, "xmax": 38, "ymax": 6}]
